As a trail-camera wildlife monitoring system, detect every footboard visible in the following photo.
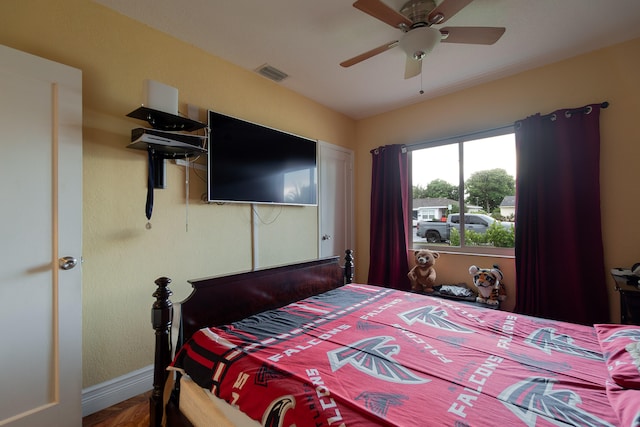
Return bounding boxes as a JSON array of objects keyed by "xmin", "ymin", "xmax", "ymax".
[{"xmin": 150, "ymin": 250, "xmax": 353, "ymax": 427}]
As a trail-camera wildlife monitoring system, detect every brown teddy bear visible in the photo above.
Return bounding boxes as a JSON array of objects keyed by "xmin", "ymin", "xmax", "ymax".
[{"xmin": 408, "ymin": 249, "xmax": 439, "ymax": 293}]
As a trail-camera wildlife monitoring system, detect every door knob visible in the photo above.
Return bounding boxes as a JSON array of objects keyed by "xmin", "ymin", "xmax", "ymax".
[{"xmin": 58, "ymin": 256, "xmax": 78, "ymax": 270}]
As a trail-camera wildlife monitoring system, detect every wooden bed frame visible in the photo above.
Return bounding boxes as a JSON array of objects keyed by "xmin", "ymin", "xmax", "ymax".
[{"xmin": 150, "ymin": 250, "xmax": 354, "ymax": 427}]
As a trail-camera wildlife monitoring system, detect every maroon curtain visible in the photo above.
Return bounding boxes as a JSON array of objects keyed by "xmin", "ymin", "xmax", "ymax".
[
  {"xmin": 367, "ymin": 145, "xmax": 410, "ymax": 290},
  {"xmin": 514, "ymin": 103, "xmax": 610, "ymax": 325}
]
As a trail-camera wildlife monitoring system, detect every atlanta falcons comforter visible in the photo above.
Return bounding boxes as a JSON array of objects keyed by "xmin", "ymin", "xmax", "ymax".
[{"xmin": 171, "ymin": 284, "xmax": 640, "ymax": 426}]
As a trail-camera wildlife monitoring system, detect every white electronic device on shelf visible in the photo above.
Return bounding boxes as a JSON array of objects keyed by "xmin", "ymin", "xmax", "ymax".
[{"xmin": 128, "ymin": 128, "xmax": 206, "ymax": 154}]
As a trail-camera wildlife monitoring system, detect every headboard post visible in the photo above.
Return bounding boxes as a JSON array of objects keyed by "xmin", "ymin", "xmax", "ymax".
[
  {"xmin": 344, "ymin": 249, "xmax": 354, "ymax": 284},
  {"xmin": 150, "ymin": 276, "xmax": 173, "ymax": 427}
]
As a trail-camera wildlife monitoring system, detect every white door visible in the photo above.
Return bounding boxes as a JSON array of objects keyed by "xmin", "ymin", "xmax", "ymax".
[
  {"xmin": 0, "ymin": 45, "xmax": 82, "ymax": 426},
  {"xmin": 318, "ymin": 141, "xmax": 354, "ymax": 260}
]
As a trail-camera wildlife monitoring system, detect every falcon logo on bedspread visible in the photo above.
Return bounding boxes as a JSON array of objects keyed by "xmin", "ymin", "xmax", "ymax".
[
  {"xmin": 399, "ymin": 305, "xmax": 474, "ymax": 333},
  {"xmin": 355, "ymin": 391, "xmax": 408, "ymax": 417},
  {"xmin": 601, "ymin": 328, "xmax": 640, "ymax": 342},
  {"xmin": 327, "ymin": 336, "xmax": 429, "ymax": 384},
  {"xmin": 525, "ymin": 327, "xmax": 603, "ymax": 361},
  {"xmin": 499, "ymin": 377, "xmax": 615, "ymax": 427},
  {"xmin": 262, "ymin": 395, "xmax": 295, "ymax": 427}
]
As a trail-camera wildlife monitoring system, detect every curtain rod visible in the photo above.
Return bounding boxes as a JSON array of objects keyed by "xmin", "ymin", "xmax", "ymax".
[
  {"xmin": 512, "ymin": 101, "xmax": 609, "ymax": 127},
  {"xmin": 409, "ymin": 102, "xmax": 609, "ymax": 148},
  {"xmin": 547, "ymin": 101, "xmax": 609, "ymax": 121},
  {"xmin": 565, "ymin": 101, "xmax": 609, "ymax": 115}
]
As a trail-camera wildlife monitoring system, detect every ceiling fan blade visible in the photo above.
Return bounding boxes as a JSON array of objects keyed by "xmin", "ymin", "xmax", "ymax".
[
  {"xmin": 440, "ymin": 27, "xmax": 506, "ymax": 45},
  {"xmin": 340, "ymin": 41, "xmax": 399, "ymax": 67},
  {"xmin": 404, "ymin": 56, "xmax": 422, "ymax": 79},
  {"xmin": 353, "ymin": 0, "xmax": 413, "ymax": 29},
  {"xmin": 428, "ymin": 0, "xmax": 473, "ymax": 24}
]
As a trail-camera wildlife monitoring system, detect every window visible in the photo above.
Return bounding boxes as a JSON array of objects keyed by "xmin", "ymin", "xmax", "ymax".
[
  {"xmin": 420, "ymin": 210, "xmax": 436, "ymax": 221},
  {"xmin": 410, "ymin": 127, "xmax": 516, "ymax": 255}
]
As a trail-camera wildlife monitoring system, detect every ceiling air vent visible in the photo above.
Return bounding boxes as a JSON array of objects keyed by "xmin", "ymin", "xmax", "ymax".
[{"xmin": 255, "ymin": 64, "xmax": 289, "ymax": 83}]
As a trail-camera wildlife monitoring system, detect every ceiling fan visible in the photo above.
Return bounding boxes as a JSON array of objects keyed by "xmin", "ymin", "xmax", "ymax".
[{"xmin": 340, "ymin": 0, "xmax": 506, "ymax": 79}]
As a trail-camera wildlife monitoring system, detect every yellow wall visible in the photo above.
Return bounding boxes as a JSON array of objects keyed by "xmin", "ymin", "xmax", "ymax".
[
  {"xmin": 2, "ymin": 0, "xmax": 639, "ymax": 391},
  {"xmin": 0, "ymin": 0, "xmax": 355, "ymax": 388}
]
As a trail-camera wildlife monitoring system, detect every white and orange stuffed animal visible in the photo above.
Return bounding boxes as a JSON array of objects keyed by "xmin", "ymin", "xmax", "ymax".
[
  {"xmin": 469, "ymin": 264, "xmax": 507, "ymax": 306},
  {"xmin": 408, "ymin": 249, "xmax": 439, "ymax": 293}
]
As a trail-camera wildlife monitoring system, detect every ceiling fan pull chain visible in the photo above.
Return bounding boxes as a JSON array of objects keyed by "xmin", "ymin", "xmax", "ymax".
[{"xmin": 420, "ymin": 71, "xmax": 424, "ymax": 95}]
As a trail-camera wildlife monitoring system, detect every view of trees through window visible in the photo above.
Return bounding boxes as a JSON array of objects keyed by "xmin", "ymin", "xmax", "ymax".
[{"xmin": 411, "ymin": 130, "xmax": 516, "ymax": 252}]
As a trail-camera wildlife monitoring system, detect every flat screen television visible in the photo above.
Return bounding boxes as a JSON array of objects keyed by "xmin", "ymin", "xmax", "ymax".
[{"xmin": 207, "ymin": 110, "xmax": 317, "ymax": 206}]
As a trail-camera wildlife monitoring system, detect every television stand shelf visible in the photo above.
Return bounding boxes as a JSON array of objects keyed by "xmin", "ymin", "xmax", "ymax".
[
  {"xmin": 127, "ymin": 106, "xmax": 206, "ymax": 132},
  {"xmin": 126, "ymin": 106, "xmax": 207, "ymax": 159},
  {"xmin": 126, "ymin": 106, "xmax": 208, "ymax": 220}
]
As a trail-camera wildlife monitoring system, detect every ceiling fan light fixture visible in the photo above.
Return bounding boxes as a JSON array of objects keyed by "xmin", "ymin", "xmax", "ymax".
[{"xmin": 399, "ymin": 26, "xmax": 441, "ymax": 60}]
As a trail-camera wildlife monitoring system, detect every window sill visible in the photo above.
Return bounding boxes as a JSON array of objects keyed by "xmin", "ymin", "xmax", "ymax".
[{"xmin": 412, "ymin": 244, "xmax": 515, "ymax": 258}]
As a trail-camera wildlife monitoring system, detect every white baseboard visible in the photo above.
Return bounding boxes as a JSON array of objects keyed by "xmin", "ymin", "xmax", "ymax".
[{"xmin": 81, "ymin": 364, "xmax": 153, "ymax": 417}]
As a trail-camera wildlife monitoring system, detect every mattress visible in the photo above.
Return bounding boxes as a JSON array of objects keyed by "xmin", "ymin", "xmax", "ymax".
[{"xmin": 179, "ymin": 375, "xmax": 259, "ymax": 427}]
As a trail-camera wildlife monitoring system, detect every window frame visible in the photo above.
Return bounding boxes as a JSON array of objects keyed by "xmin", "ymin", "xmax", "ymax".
[{"xmin": 408, "ymin": 125, "xmax": 515, "ymax": 257}]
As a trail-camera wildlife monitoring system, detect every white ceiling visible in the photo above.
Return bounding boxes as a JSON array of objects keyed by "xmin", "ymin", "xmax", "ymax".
[{"xmin": 95, "ymin": 0, "xmax": 640, "ymax": 120}]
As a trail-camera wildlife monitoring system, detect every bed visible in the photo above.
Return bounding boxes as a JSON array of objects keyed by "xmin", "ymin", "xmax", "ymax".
[{"xmin": 150, "ymin": 250, "xmax": 640, "ymax": 426}]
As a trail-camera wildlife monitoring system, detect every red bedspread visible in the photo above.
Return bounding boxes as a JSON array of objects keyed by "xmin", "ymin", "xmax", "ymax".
[{"xmin": 172, "ymin": 284, "xmax": 622, "ymax": 426}]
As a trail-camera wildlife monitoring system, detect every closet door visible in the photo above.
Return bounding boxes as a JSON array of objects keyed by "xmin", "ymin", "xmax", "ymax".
[
  {"xmin": 0, "ymin": 44, "xmax": 82, "ymax": 426},
  {"xmin": 319, "ymin": 141, "xmax": 354, "ymax": 261}
]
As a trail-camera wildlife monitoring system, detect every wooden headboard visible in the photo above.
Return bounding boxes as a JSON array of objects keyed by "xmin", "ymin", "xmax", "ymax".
[
  {"xmin": 181, "ymin": 253, "xmax": 352, "ymax": 340},
  {"xmin": 150, "ymin": 250, "xmax": 354, "ymax": 427}
]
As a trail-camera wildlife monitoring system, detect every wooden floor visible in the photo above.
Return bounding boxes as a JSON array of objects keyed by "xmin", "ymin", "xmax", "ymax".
[
  {"xmin": 82, "ymin": 392, "xmax": 150, "ymax": 427},
  {"xmin": 82, "ymin": 391, "xmax": 192, "ymax": 427}
]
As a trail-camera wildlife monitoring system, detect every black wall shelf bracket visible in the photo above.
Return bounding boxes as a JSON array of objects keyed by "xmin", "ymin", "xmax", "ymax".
[
  {"xmin": 126, "ymin": 106, "xmax": 208, "ymax": 221},
  {"xmin": 127, "ymin": 106, "xmax": 206, "ymax": 132}
]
